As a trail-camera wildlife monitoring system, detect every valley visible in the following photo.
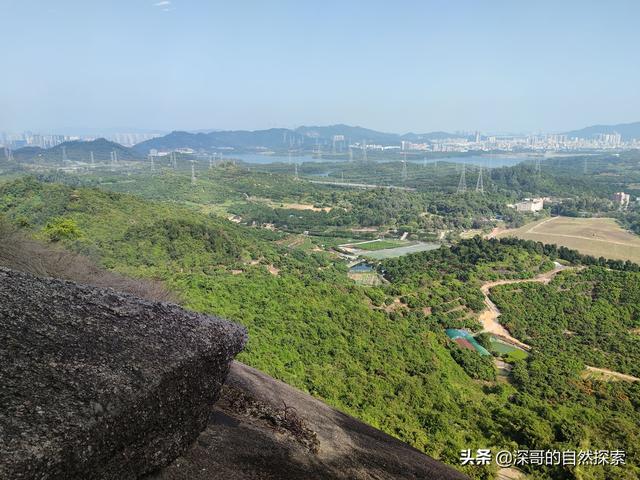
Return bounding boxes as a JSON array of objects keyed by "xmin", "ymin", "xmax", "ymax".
[{"xmin": 2, "ymin": 150, "xmax": 640, "ymax": 480}]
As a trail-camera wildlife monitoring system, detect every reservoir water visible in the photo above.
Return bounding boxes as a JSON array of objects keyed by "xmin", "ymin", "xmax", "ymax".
[{"xmin": 225, "ymin": 152, "xmax": 537, "ymax": 168}]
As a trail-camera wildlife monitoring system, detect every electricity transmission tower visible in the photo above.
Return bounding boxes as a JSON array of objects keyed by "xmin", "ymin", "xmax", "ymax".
[
  {"xmin": 456, "ymin": 162, "xmax": 467, "ymax": 194},
  {"xmin": 148, "ymin": 154, "xmax": 155, "ymax": 172},
  {"xmin": 362, "ymin": 140, "xmax": 368, "ymax": 162},
  {"xmin": 401, "ymin": 153, "xmax": 408, "ymax": 183},
  {"xmin": 535, "ymin": 158, "xmax": 542, "ymax": 176},
  {"xmin": 191, "ymin": 159, "xmax": 197, "ymax": 185},
  {"xmin": 476, "ymin": 165, "xmax": 484, "ymax": 194},
  {"xmin": 294, "ymin": 163, "xmax": 299, "ymax": 180}
]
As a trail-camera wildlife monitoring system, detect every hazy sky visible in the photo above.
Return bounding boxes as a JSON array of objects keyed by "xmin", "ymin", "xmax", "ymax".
[{"xmin": 2, "ymin": 0, "xmax": 640, "ymax": 134}]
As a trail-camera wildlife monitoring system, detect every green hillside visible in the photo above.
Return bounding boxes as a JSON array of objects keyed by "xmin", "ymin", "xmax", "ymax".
[
  {"xmin": 1, "ymin": 176, "xmax": 638, "ymax": 479},
  {"xmin": 11, "ymin": 138, "xmax": 141, "ymax": 163}
]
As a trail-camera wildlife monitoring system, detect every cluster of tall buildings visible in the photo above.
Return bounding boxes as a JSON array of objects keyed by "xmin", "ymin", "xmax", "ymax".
[
  {"xmin": 105, "ymin": 133, "xmax": 162, "ymax": 146},
  {"xmin": 397, "ymin": 132, "xmax": 638, "ymax": 153},
  {"xmin": 0, "ymin": 131, "xmax": 161, "ymax": 149},
  {"xmin": 1, "ymin": 132, "xmax": 75, "ymax": 149}
]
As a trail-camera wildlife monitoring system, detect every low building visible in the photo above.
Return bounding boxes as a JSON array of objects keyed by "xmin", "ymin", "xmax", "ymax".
[
  {"xmin": 514, "ymin": 198, "xmax": 545, "ymax": 213},
  {"xmin": 612, "ymin": 192, "xmax": 630, "ymax": 208}
]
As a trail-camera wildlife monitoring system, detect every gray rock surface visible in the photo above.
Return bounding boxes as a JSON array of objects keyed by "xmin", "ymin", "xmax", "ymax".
[
  {"xmin": 150, "ymin": 362, "xmax": 470, "ymax": 480},
  {"xmin": 0, "ymin": 267, "xmax": 247, "ymax": 480}
]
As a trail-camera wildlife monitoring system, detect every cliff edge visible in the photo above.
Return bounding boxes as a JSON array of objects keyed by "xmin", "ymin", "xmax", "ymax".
[
  {"xmin": 0, "ymin": 266, "xmax": 467, "ymax": 479},
  {"xmin": 150, "ymin": 362, "xmax": 469, "ymax": 480}
]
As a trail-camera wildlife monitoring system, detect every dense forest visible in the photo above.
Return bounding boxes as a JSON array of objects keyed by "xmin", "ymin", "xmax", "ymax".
[
  {"xmin": 27, "ymin": 166, "xmax": 527, "ymax": 239},
  {"xmin": 0, "ymin": 175, "xmax": 638, "ymax": 479}
]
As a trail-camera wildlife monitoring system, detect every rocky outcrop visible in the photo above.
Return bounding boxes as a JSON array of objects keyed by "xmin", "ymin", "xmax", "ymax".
[
  {"xmin": 0, "ymin": 265, "xmax": 468, "ymax": 480},
  {"xmin": 150, "ymin": 362, "xmax": 470, "ymax": 480},
  {"xmin": 0, "ymin": 267, "xmax": 247, "ymax": 480}
]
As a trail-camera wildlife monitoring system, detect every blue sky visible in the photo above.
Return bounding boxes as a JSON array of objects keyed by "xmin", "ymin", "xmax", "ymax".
[{"xmin": 2, "ymin": 0, "xmax": 639, "ymax": 133}]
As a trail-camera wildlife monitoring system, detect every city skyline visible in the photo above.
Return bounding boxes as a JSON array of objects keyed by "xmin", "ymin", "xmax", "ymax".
[
  {"xmin": 3, "ymin": 117, "xmax": 640, "ymax": 139},
  {"xmin": 3, "ymin": 122, "xmax": 638, "ymax": 154},
  {"xmin": 3, "ymin": 1, "xmax": 640, "ymax": 133}
]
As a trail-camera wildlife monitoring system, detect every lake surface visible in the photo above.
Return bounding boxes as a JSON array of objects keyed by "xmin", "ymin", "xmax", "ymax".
[
  {"xmin": 223, "ymin": 153, "xmax": 318, "ymax": 164},
  {"xmin": 226, "ymin": 152, "xmax": 537, "ymax": 168},
  {"xmin": 418, "ymin": 154, "xmax": 537, "ymax": 168}
]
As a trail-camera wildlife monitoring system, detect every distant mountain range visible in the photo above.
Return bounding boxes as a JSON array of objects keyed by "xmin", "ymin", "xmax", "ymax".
[
  {"xmin": 10, "ymin": 138, "xmax": 140, "ymax": 163},
  {"xmin": 8, "ymin": 121, "xmax": 640, "ymax": 161},
  {"xmin": 132, "ymin": 124, "xmax": 468, "ymax": 154},
  {"xmin": 563, "ymin": 121, "xmax": 640, "ymax": 141}
]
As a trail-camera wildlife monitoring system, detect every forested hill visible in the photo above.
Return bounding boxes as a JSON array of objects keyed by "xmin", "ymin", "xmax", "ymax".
[
  {"xmin": 1, "ymin": 176, "xmax": 638, "ymax": 479},
  {"xmin": 132, "ymin": 124, "xmax": 462, "ymax": 154},
  {"xmin": 564, "ymin": 120, "xmax": 640, "ymax": 140},
  {"xmin": 10, "ymin": 138, "xmax": 141, "ymax": 163}
]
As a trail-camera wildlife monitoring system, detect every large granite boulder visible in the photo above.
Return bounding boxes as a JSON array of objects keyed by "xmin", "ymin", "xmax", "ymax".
[
  {"xmin": 150, "ymin": 362, "xmax": 470, "ymax": 480},
  {"xmin": 0, "ymin": 267, "xmax": 247, "ymax": 480}
]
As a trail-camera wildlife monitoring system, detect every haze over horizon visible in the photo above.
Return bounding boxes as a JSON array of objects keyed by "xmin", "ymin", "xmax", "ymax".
[{"xmin": 3, "ymin": 0, "xmax": 640, "ymax": 134}]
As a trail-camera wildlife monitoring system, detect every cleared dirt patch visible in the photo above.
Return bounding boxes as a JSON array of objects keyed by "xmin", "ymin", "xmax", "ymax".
[
  {"xmin": 582, "ymin": 366, "xmax": 640, "ymax": 383},
  {"xmin": 279, "ymin": 202, "xmax": 332, "ymax": 212},
  {"xmin": 497, "ymin": 216, "xmax": 640, "ymax": 263}
]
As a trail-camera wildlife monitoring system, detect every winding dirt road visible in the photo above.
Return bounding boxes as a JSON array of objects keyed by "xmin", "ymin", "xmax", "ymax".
[
  {"xmin": 479, "ymin": 263, "xmax": 640, "ymax": 382},
  {"xmin": 478, "ymin": 262, "xmax": 570, "ymax": 350}
]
